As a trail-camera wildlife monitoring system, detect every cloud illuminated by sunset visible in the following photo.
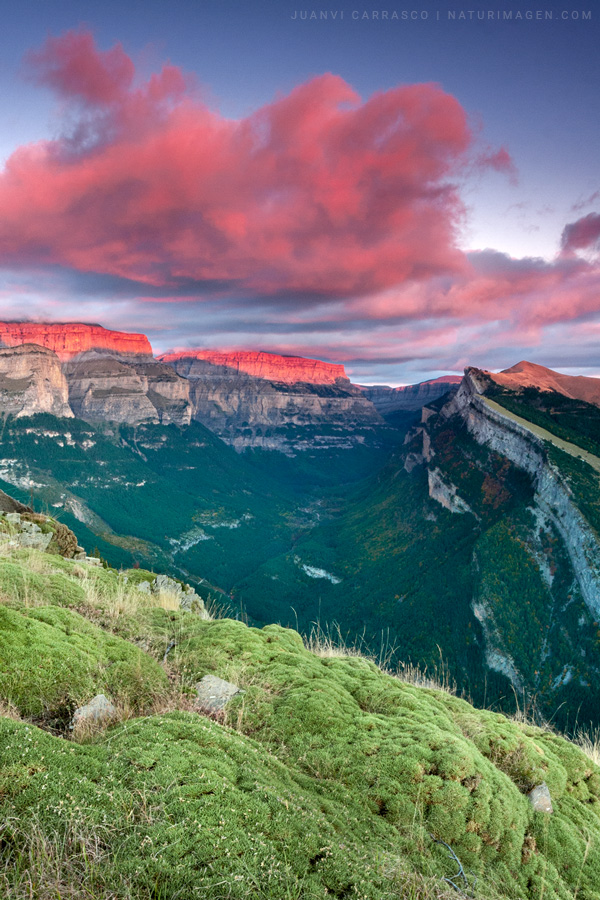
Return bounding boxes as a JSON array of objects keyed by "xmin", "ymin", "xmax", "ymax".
[
  {"xmin": 0, "ymin": 29, "xmax": 507, "ymax": 297},
  {"xmin": 0, "ymin": 28, "xmax": 598, "ymax": 383}
]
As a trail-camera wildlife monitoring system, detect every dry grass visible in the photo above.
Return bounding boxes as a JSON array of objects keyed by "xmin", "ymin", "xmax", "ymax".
[
  {"xmin": 304, "ymin": 621, "xmax": 371, "ymax": 660},
  {"xmin": 0, "ymin": 818, "xmax": 120, "ymax": 900},
  {"xmin": 395, "ymin": 658, "xmax": 457, "ymax": 695},
  {"xmin": 0, "ymin": 698, "xmax": 22, "ymax": 721},
  {"xmin": 573, "ymin": 727, "xmax": 600, "ymax": 767},
  {"xmin": 304, "ymin": 623, "xmax": 457, "ymax": 696},
  {"xmin": 509, "ymin": 690, "xmax": 600, "ymax": 770}
]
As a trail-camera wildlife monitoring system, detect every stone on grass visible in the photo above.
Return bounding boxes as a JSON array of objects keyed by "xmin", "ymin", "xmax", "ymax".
[
  {"xmin": 16, "ymin": 532, "xmax": 52, "ymax": 551},
  {"xmin": 72, "ymin": 694, "xmax": 118, "ymax": 729},
  {"xmin": 528, "ymin": 782, "xmax": 553, "ymax": 814},
  {"xmin": 195, "ymin": 674, "xmax": 243, "ymax": 712},
  {"xmin": 20, "ymin": 520, "xmax": 41, "ymax": 534}
]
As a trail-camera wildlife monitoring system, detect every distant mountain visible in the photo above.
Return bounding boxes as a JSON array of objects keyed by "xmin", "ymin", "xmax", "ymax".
[
  {"xmin": 232, "ymin": 362, "xmax": 600, "ymax": 728},
  {"xmin": 358, "ymin": 375, "xmax": 462, "ymax": 414},
  {"xmin": 0, "ymin": 343, "xmax": 72, "ymax": 418},
  {"xmin": 488, "ymin": 359, "xmax": 600, "ymax": 405},
  {"xmin": 160, "ymin": 349, "xmax": 383, "ymax": 453}
]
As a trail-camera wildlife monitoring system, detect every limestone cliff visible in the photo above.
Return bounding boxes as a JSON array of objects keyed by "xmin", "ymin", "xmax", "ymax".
[
  {"xmin": 0, "ymin": 345, "xmax": 73, "ymax": 418},
  {"xmin": 358, "ymin": 376, "xmax": 461, "ymax": 414},
  {"xmin": 159, "ymin": 350, "xmax": 382, "ymax": 451},
  {"xmin": 0, "ymin": 322, "xmax": 152, "ymax": 360},
  {"xmin": 63, "ymin": 354, "xmax": 191, "ymax": 426},
  {"xmin": 161, "ymin": 350, "xmax": 346, "ymax": 385},
  {"xmin": 440, "ymin": 367, "xmax": 600, "ymax": 619}
]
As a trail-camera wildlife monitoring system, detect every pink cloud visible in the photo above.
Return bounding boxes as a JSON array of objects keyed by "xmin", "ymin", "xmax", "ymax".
[
  {"xmin": 0, "ymin": 29, "xmax": 512, "ymax": 298},
  {"xmin": 26, "ymin": 30, "xmax": 135, "ymax": 106},
  {"xmin": 561, "ymin": 212, "xmax": 600, "ymax": 254}
]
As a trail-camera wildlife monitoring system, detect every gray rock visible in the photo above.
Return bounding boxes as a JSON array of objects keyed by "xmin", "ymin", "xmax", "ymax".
[
  {"xmin": 195, "ymin": 674, "xmax": 243, "ymax": 712},
  {"xmin": 20, "ymin": 520, "xmax": 42, "ymax": 534},
  {"xmin": 528, "ymin": 782, "xmax": 553, "ymax": 814},
  {"xmin": 136, "ymin": 580, "xmax": 152, "ymax": 593},
  {"xmin": 72, "ymin": 694, "xmax": 117, "ymax": 729},
  {"xmin": 85, "ymin": 557, "xmax": 102, "ymax": 567},
  {"xmin": 154, "ymin": 574, "xmax": 183, "ymax": 596},
  {"xmin": 16, "ymin": 532, "xmax": 52, "ymax": 551},
  {"xmin": 5, "ymin": 513, "xmax": 21, "ymax": 525}
]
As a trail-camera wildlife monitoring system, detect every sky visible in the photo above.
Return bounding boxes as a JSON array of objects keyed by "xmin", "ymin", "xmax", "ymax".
[{"xmin": 0, "ymin": 0, "xmax": 598, "ymax": 384}]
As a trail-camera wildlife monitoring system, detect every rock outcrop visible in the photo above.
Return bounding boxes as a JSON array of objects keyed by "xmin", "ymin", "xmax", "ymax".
[
  {"xmin": 358, "ymin": 376, "xmax": 461, "ymax": 414},
  {"xmin": 0, "ymin": 322, "xmax": 152, "ymax": 361},
  {"xmin": 160, "ymin": 350, "xmax": 383, "ymax": 451},
  {"xmin": 427, "ymin": 467, "xmax": 473, "ymax": 515},
  {"xmin": 63, "ymin": 353, "xmax": 192, "ymax": 426},
  {"xmin": 0, "ymin": 344, "xmax": 73, "ymax": 418}
]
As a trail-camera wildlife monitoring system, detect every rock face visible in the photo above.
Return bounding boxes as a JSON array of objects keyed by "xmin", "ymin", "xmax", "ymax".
[
  {"xmin": 441, "ymin": 367, "xmax": 600, "ymax": 619},
  {"xmin": 0, "ymin": 322, "xmax": 152, "ymax": 361},
  {"xmin": 427, "ymin": 467, "xmax": 473, "ymax": 515},
  {"xmin": 160, "ymin": 350, "xmax": 383, "ymax": 451},
  {"xmin": 358, "ymin": 376, "xmax": 461, "ymax": 414},
  {"xmin": 0, "ymin": 345, "xmax": 73, "ymax": 418},
  {"xmin": 160, "ymin": 350, "xmax": 346, "ymax": 385},
  {"xmin": 63, "ymin": 353, "xmax": 192, "ymax": 426}
]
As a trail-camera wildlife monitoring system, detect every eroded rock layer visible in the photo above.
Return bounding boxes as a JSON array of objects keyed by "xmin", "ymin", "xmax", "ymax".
[
  {"xmin": 160, "ymin": 350, "xmax": 346, "ymax": 385},
  {"xmin": 0, "ymin": 323, "xmax": 152, "ymax": 361},
  {"xmin": 159, "ymin": 350, "xmax": 382, "ymax": 451},
  {"xmin": 63, "ymin": 354, "xmax": 191, "ymax": 426},
  {"xmin": 0, "ymin": 345, "xmax": 73, "ymax": 418}
]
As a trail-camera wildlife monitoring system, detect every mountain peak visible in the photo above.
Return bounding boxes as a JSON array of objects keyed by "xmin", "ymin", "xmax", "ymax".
[
  {"xmin": 0, "ymin": 322, "xmax": 152, "ymax": 361},
  {"xmin": 487, "ymin": 360, "xmax": 600, "ymax": 406}
]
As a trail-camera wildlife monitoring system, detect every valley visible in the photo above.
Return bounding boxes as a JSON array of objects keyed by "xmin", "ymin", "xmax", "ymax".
[{"xmin": 1, "ymin": 322, "xmax": 599, "ymax": 731}]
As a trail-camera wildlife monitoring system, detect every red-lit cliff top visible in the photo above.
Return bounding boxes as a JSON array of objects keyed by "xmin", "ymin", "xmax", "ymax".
[
  {"xmin": 159, "ymin": 350, "xmax": 348, "ymax": 384},
  {"xmin": 0, "ymin": 323, "xmax": 153, "ymax": 361},
  {"xmin": 488, "ymin": 360, "xmax": 600, "ymax": 406}
]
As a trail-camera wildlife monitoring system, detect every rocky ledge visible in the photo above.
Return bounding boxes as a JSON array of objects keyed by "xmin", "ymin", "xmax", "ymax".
[{"xmin": 0, "ymin": 322, "xmax": 152, "ymax": 361}]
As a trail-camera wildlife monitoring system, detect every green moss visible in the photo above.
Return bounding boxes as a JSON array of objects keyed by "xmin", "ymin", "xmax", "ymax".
[
  {"xmin": 0, "ymin": 605, "xmax": 168, "ymax": 721},
  {"xmin": 1, "ymin": 550, "xmax": 600, "ymax": 899}
]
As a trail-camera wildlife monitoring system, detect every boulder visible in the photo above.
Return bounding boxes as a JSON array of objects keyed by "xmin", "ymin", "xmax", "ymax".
[
  {"xmin": 195, "ymin": 675, "xmax": 243, "ymax": 712},
  {"xmin": 16, "ymin": 532, "xmax": 52, "ymax": 551},
  {"xmin": 72, "ymin": 694, "xmax": 118, "ymax": 729},
  {"xmin": 528, "ymin": 782, "xmax": 553, "ymax": 814}
]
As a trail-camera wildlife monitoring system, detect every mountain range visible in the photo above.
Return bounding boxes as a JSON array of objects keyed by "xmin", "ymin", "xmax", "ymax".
[{"xmin": 1, "ymin": 321, "xmax": 600, "ymax": 729}]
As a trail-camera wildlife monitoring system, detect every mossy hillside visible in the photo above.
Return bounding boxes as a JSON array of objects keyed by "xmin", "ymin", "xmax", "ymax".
[
  {"xmin": 2, "ymin": 612, "xmax": 600, "ymax": 897},
  {"xmin": 0, "ymin": 547, "xmax": 599, "ymax": 897},
  {"xmin": 0, "ymin": 713, "xmax": 408, "ymax": 900},
  {"xmin": 0, "ymin": 604, "xmax": 168, "ymax": 722},
  {"xmin": 167, "ymin": 619, "xmax": 600, "ymax": 897}
]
